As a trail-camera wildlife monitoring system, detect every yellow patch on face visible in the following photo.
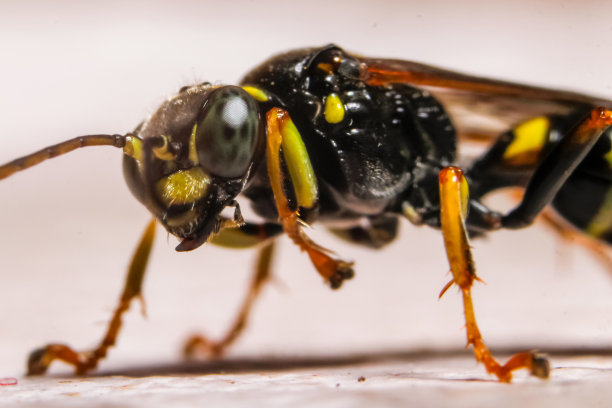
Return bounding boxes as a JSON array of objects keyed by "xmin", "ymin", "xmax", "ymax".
[
  {"xmin": 503, "ymin": 116, "xmax": 550, "ymax": 164},
  {"xmin": 152, "ymin": 135, "xmax": 177, "ymax": 161},
  {"xmin": 156, "ymin": 167, "xmax": 210, "ymax": 207},
  {"xmin": 189, "ymin": 123, "xmax": 199, "ymax": 164},
  {"xmin": 210, "ymin": 227, "xmax": 263, "ymax": 248},
  {"xmin": 324, "ymin": 93, "xmax": 345, "ymax": 124},
  {"xmin": 242, "ymin": 86, "xmax": 268, "ymax": 102}
]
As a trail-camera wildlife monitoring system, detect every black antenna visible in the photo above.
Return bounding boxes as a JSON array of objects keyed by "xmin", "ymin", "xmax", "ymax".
[{"xmin": 0, "ymin": 134, "xmax": 128, "ymax": 180}]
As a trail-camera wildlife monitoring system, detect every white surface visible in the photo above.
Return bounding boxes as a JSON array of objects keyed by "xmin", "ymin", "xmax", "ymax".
[
  {"xmin": 1, "ymin": 0, "xmax": 612, "ymax": 406},
  {"xmin": 2, "ymin": 355, "xmax": 612, "ymax": 408}
]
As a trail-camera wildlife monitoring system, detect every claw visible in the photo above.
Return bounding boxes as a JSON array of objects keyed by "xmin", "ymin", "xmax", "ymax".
[
  {"xmin": 183, "ymin": 335, "xmax": 224, "ymax": 359},
  {"xmin": 328, "ymin": 262, "xmax": 355, "ymax": 289},
  {"xmin": 27, "ymin": 348, "xmax": 49, "ymax": 376},
  {"xmin": 530, "ymin": 352, "xmax": 550, "ymax": 379}
]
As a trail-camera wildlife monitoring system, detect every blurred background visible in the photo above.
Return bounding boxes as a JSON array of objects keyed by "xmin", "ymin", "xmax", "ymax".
[{"xmin": 0, "ymin": 0, "xmax": 612, "ymax": 377}]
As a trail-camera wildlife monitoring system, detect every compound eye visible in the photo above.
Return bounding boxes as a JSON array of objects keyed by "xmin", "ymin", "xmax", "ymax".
[{"xmin": 196, "ymin": 86, "xmax": 260, "ymax": 178}]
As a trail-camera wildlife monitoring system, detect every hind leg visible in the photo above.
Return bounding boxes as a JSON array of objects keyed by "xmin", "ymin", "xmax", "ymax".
[
  {"xmin": 438, "ymin": 167, "xmax": 550, "ymax": 382},
  {"xmin": 442, "ymin": 108, "xmax": 612, "ymax": 381}
]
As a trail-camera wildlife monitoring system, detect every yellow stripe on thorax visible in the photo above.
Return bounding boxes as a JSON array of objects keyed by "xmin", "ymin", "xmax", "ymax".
[{"xmin": 324, "ymin": 93, "xmax": 345, "ymax": 124}]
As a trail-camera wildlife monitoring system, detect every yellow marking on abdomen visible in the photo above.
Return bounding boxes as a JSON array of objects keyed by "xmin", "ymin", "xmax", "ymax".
[
  {"xmin": 503, "ymin": 116, "xmax": 550, "ymax": 164},
  {"xmin": 587, "ymin": 187, "xmax": 612, "ymax": 238}
]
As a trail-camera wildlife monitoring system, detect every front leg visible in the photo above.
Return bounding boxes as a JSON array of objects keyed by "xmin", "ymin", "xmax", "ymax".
[
  {"xmin": 27, "ymin": 219, "xmax": 157, "ymax": 375},
  {"xmin": 184, "ymin": 240, "xmax": 276, "ymax": 359},
  {"xmin": 265, "ymin": 107, "xmax": 354, "ymax": 289},
  {"xmin": 183, "ymin": 221, "xmax": 282, "ymax": 358}
]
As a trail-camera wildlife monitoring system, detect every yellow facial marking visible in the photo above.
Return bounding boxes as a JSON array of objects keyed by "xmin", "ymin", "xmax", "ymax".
[
  {"xmin": 324, "ymin": 93, "xmax": 345, "ymax": 124},
  {"xmin": 156, "ymin": 167, "xmax": 210, "ymax": 207},
  {"xmin": 503, "ymin": 116, "xmax": 550, "ymax": 164},
  {"xmin": 189, "ymin": 123, "xmax": 199, "ymax": 164},
  {"xmin": 152, "ymin": 135, "xmax": 177, "ymax": 161},
  {"xmin": 242, "ymin": 86, "xmax": 268, "ymax": 102},
  {"xmin": 123, "ymin": 135, "xmax": 143, "ymax": 162}
]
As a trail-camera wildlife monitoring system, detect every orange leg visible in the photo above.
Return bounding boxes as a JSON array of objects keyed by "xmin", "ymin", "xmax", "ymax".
[
  {"xmin": 183, "ymin": 241, "xmax": 276, "ymax": 358},
  {"xmin": 266, "ymin": 108, "xmax": 353, "ymax": 289},
  {"xmin": 439, "ymin": 167, "xmax": 549, "ymax": 382},
  {"xmin": 27, "ymin": 219, "xmax": 157, "ymax": 375}
]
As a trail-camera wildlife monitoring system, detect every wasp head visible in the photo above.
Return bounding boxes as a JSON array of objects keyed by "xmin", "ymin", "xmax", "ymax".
[{"xmin": 123, "ymin": 84, "xmax": 265, "ymax": 251}]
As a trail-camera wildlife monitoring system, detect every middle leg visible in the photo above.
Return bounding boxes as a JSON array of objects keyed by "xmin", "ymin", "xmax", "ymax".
[
  {"xmin": 183, "ymin": 221, "xmax": 282, "ymax": 358},
  {"xmin": 184, "ymin": 241, "xmax": 276, "ymax": 358}
]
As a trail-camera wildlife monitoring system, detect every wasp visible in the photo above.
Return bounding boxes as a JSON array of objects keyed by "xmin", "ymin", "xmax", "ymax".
[{"xmin": 2, "ymin": 44, "xmax": 611, "ymax": 382}]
